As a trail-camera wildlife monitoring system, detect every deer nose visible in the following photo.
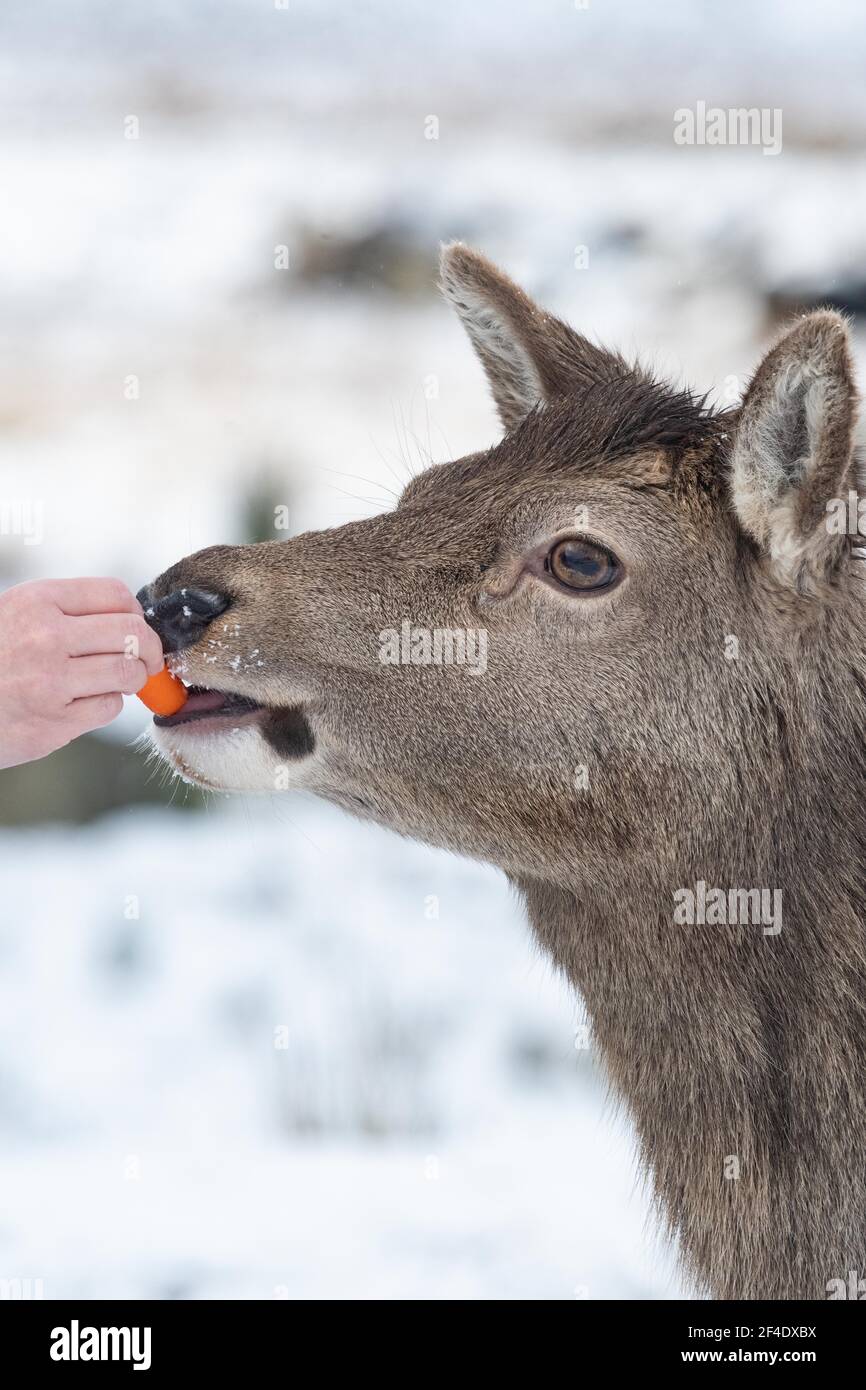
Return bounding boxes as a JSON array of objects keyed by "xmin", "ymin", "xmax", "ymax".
[{"xmin": 136, "ymin": 585, "xmax": 230, "ymax": 653}]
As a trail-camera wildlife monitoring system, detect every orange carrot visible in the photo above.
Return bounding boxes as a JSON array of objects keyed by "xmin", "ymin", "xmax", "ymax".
[{"xmin": 136, "ymin": 665, "xmax": 189, "ymax": 716}]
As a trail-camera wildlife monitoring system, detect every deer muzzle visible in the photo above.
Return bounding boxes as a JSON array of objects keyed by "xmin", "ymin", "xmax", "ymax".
[{"xmin": 136, "ymin": 585, "xmax": 230, "ymax": 653}]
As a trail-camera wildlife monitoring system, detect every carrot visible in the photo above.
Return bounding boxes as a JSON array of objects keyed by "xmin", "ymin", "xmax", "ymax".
[{"xmin": 136, "ymin": 665, "xmax": 189, "ymax": 716}]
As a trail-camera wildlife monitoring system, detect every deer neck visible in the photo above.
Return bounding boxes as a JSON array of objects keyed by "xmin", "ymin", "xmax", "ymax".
[{"xmin": 519, "ymin": 844, "xmax": 866, "ymax": 1300}]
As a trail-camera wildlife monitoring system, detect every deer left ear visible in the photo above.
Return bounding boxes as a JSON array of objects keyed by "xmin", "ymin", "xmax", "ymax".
[
  {"xmin": 731, "ymin": 311, "xmax": 858, "ymax": 591},
  {"xmin": 439, "ymin": 242, "xmax": 621, "ymax": 433}
]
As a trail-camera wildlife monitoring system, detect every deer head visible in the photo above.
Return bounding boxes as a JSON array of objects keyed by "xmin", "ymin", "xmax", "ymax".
[{"xmin": 141, "ymin": 246, "xmax": 866, "ymax": 1299}]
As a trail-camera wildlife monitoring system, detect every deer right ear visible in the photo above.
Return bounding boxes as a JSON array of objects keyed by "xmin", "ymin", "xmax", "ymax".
[
  {"xmin": 730, "ymin": 312, "xmax": 858, "ymax": 592},
  {"xmin": 439, "ymin": 243, "xmax": 616, "ymax": 433}
]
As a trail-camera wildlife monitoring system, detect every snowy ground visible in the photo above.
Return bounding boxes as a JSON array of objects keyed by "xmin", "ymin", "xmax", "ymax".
[
  {"xmin": 1, "ymin": 0, "xmax": 864, "ymax": 1299},
  {"xmin": 0, "ymin": 798, "xmax": 682, "ymax": 1300}
]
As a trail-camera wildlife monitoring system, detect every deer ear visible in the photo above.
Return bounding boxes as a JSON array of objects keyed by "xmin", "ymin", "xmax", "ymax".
[
  {"xmin": 731, "ymin": 311, "xmax": 858, "ymax": 591},
  {"xmin": 439, "ymin": 242, "xmax": 618, "ymax": 432}
]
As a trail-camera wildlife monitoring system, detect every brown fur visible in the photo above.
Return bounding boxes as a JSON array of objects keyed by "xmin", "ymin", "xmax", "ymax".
[{"xmin": 145, "ymin": 246, "xmax": 866, "ymax": 1299}]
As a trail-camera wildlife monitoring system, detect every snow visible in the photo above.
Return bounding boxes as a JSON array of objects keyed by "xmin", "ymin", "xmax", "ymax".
[{"xmin": 0, "ymin": 797, "xmax": 684, "ymax": 1299}]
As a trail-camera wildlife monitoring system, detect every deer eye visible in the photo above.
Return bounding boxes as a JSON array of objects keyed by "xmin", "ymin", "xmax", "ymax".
[{"xmin": 546, "ymin": 538, "xmax": 620, "ymax": 592}]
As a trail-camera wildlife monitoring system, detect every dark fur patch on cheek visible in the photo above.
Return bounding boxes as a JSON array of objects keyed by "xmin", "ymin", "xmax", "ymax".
[{"xmin": 261, "ymin": 706, "xmax": 316, "ymax": 760}]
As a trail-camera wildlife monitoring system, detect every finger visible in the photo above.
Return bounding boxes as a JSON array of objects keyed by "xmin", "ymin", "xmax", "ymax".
[
  {"xmin": 64, "ymin": 613, "xmax": 164, "ymax": 674},
  {"xmin": 66, "ymin": 653, "xmax": 149, "ymax": 699},
  {"xmin": 44, "ymin": 578, "xmax": 142, "ymax": 618},
  {"xmin": 66, "ymin": 692, "xmax": 124, "ymax": 733}
]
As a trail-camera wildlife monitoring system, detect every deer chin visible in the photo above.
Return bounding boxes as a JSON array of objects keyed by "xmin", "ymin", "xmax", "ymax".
[{"xmin": 148, "ymin": 688, "xmax": 316, "ymax": 793}]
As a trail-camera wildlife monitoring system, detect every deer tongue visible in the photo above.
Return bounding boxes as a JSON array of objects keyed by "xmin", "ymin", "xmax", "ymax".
[
  {"xmin": 153, "ymin": 686, "xmax": 262, "ymax": 729},
  {"xmin": 181, "ymin": 687, "xmax": 234, "ymax": 714}
]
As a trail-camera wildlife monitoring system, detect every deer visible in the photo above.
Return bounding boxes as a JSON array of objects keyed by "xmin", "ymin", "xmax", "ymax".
[{"xmin": 138, "ymin": 244, "xmax": 866, "ymax": 1301}]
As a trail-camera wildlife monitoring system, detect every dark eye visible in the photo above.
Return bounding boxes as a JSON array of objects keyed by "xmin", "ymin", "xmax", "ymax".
[{"xmin": 546, "ymin": 537, "xmax": 620, "ymax": 592}]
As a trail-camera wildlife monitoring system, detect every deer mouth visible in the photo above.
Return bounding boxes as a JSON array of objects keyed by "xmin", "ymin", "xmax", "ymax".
[
  {"xmin": 153, "ymin": 686, "xmax": 264, "ymax": 730},
  {"xmin": 152, "ymin": 687, "xmax": 317, "ymax": 763}
]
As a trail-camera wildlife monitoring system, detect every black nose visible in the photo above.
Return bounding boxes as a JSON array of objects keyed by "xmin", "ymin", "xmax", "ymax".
[{"xmin": 136, "ymin": 585, "xmax": 230, "ymax": 653}]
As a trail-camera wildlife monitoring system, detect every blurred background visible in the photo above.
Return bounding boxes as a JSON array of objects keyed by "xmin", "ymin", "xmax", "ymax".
[{"xmin": 1, "ymin": 0, "xmax": 865, "ymax": 1299}]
